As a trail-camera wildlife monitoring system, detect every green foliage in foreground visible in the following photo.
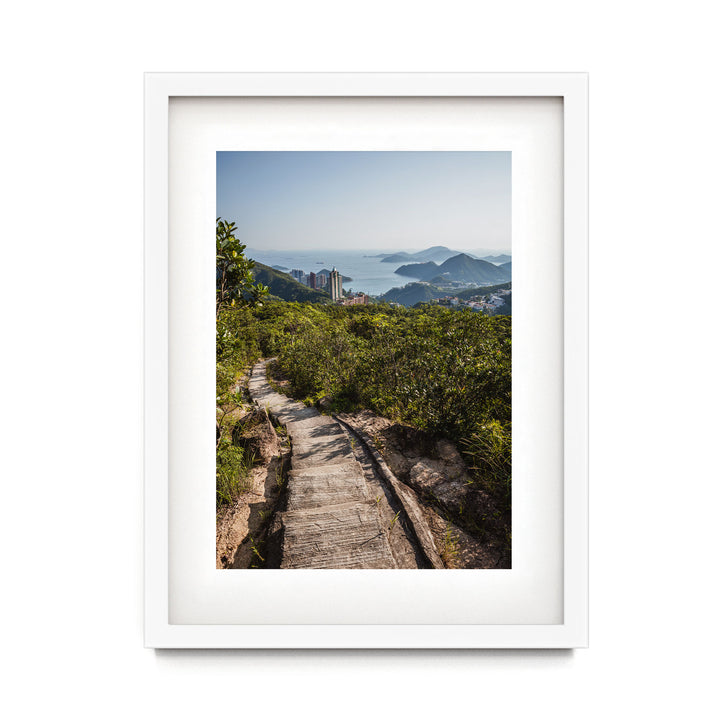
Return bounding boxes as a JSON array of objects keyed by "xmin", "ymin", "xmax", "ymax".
[
  {"xmin": 216, "ymin": 218, "xmax": 269, "ymax": 315},
  {"xmin": 217, "ymin": 301, "xmax": 511, "ymax": 505},
  {"xmin": 216, "ymin": 435, "xmax": 253, "ymax": 508}
]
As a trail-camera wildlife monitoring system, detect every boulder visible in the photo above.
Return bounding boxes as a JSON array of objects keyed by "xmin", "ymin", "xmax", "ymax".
[{"xmin": 232, "ymin": 409, "xmax": 279, "ymax": 464}]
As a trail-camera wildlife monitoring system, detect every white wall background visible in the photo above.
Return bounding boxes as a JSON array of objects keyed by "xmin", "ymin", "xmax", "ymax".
[{"xmin": 1, "ymin": 2, "xmax": 718, "ymax": 718}]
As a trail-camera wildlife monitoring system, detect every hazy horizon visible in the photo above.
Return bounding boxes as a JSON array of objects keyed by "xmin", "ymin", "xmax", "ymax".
[{"xmin": 216, "ymin": 151, "xmax": 511, "ymax": 254}]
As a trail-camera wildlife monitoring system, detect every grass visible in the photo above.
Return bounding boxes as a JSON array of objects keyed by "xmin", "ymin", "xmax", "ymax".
[
  {"xmin": 275, "ymin": 461, "xmax": 286, "ymax": 488},
  {"xmin": 439, "ymin": 523, "xmax": 460, "ymax": 567},
  {"xmin": 389, "ymin": 510, "xmax": 401, "ymax": 530},
  {"xmin": 216, "ymin": 440, "xmax": 255, "ymax": 509},
  {"xmin": 216, "ymin": 366, "xmax": 257, "ymax": 511},
  {"xmin": 248, "ymin": 536, "xmax": 265, "ymax": 567},
  {"xmin": 460, "ymin": 420, "xmax": 511, "ymax": 508}
]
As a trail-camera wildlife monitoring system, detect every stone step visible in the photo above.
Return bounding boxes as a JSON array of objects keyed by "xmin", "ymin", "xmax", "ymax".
[
  {"xmin": 277, "ymin": 501, "xmax": 397, "ymax": 569},
  {"xmin": 285, "ymin": 465, "xmax": 369, "ymax": 511},
  {"xmin": 285, "ymin": 414, "xmax": 342, "ymax": 439},
  {"xmin": 288, "ymin": 463, "xmax": 366, "ymax": 479},
  {"xmin": 290, "ymin": 442, "xmax": 356, "ymax": 470}
]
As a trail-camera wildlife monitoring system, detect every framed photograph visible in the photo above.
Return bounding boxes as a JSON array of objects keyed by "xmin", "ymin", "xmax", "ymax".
[{"xmin": 144, "ymin": 73, "xmax": 588, "ymax": 648}]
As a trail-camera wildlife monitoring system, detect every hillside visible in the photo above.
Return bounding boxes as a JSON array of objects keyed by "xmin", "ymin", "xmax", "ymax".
[
  {"xmin": 495, "ymin": 293, "xmax": 511, "ymax": 316},
  {"xmin": 252, "ymin": 262, "xmax": 331, "ymax": 303},
  {"xmin": 394, "ymin": 253, "xmax": 510, "ymax": 285},
  {"xmin": 394, "ymin": 261, "xmax": 440, "ymax": 280},
  {"xmin": 378, "ymin": 282, "xmax": 445, "ymax": 306},
  {"xmin": 455, "ymin": 282, "xmax": 512, "ymax": 300},
  {"xmin": 436, "ymin": 253, "xmax": 510, "ymax": 284}
]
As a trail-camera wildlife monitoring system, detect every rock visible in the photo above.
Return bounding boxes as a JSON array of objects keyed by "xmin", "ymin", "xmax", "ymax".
[
  {"xmin": 384, "ymin": 449, "xmax": 411, "ymax": 476},
  {"xmin": 232, "ymin": 409, "xmax": 279, "ymax": 463},
  {"xmin": 409, "ymin": 461, "xmax": 445, "ymax": 493},
  {"xmin": 408, "ymin": 460, "xmax": 468, "ymax": 515},
  {"xmin": 436, "ymin": 438, "xmax": 464, "ymax": 465}
]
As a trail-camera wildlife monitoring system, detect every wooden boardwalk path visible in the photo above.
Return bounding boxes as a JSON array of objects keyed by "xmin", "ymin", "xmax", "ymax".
[{"xmin": 248, "ymin": 359, "xmax": 400, "ymax": 568}]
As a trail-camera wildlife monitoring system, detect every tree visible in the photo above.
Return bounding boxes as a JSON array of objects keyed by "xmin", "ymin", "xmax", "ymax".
[{"xmin": 216, "ymin": 218, "xmax": 268, "ymax": 315}]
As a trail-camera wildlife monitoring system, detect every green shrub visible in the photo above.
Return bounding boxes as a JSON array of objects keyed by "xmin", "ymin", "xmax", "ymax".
[
  {"xmin": 461, "ymin": 420, "xmax": 512, "ymax": 503},
  {"xmin": 216, "ymin": 300, "xmax": 511, "ymax": 510},
  {"xmin": 216, "ymin": 436, "xmax": 254, "ymax": 509}
]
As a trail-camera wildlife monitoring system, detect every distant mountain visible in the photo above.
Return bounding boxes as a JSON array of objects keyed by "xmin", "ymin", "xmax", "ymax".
[
  {"xmin": 435, "ymin": 254, "xmax": 510, "ymax": 284},
  {"xmin": 470, "ymin": 248, "xmax": 512, "ymax": 259},
  {"xmin": 394, "ymin": 253, "xmax": 511, "ymax": 285},
  {"xmin": 378, "ymin": 252, "xmax": 413, "ymax": 263},
  {"xmin": 380, "ymin": 246, "xmax": 465, "ymax": 264},
  {"xmin": 271, "ymin": 264, "xmax": 289, "ymax": 272},
  {"xmin": 500, "ymin": 261, "xmax": 511, "ymax": 274},
  {"xmin": 252, "ymin": 262, "xmax": 330, "ymax": 303},
  {"xmin": 394, "ymin": 261, "xmax": 440, "ymax": 280},
  {"xmin": 316, "ymin": 268, "xmax": 353, "ymax": 282},
  {"xmin": 480, "ymin": 254, "xmax": 512, "ymax": 265},
  {"xmin": 412, "ymin": 245, "xmax": 466, "ymax": 263},
  {"xmin": 379, "ymin": 283, "xmax": 445, "ymax": 307}
]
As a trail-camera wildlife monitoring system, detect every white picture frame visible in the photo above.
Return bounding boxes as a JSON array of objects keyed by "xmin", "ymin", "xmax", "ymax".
[{"xmin": 144, "ymin": 72, "xmax": 588, "ymax": 648}]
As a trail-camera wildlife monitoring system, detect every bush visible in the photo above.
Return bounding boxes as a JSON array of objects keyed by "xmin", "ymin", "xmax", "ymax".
[
  {"xmin": 216, "ymin": 436, "xmax": 253, "ymax": 509},
  {"xmin": 461, "ymin": 420, "xmax": 512, "ymax": 503},
  {"xmin": 216, "ymin": 300, "xmax": 512, "ymax": 511}
]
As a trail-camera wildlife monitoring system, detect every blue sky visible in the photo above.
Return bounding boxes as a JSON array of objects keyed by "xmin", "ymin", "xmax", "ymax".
[{"xmin": 216, "ymin": 151, "xmax": 511, "ymax": 252}]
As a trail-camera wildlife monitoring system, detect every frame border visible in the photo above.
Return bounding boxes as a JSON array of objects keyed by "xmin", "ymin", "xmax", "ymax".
[{"xmin": 144, "ymin": 72, "xmax": 588, "ymax": 648}]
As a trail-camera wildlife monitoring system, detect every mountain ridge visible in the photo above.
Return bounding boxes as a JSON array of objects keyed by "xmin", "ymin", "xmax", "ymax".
[
  {"xmin": 381, "ymin": 245, "xmax": 471, "ymax": 264},
  {"xmin": 252, "ymin": 262, "xmax": 331, "ymax": 303},
  {"xmin": 395, "ymin": 253, "xmax": 511, "ymax": 285}
]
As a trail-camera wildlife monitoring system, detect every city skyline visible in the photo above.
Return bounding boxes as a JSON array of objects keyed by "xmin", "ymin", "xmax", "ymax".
[{"xmin": 216, "ymin": 151, "xmax": 511, "ymax": 253}]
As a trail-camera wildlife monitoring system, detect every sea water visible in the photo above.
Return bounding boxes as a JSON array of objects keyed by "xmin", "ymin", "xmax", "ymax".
[{"xmin": 247, "ymin": 249, "xmax": 413, "ymax": 296}]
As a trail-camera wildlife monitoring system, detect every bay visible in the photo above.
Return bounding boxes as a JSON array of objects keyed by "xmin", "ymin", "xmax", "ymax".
[{"xmin": 247, "ymin": 249, "xmax": 413, "ymax": 296}]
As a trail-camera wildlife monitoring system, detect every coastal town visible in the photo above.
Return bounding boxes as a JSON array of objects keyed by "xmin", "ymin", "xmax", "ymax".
[
  {"xmin": 433, "ymin": 286, "xmax": 511, "ymax": 314},
  {"xmin": 285, "ymin": 264, "xmax": 509, "ymax": 313},
  {"xmin": 290, "ymin": 266, "xmax": 370, "ymax": 305}
]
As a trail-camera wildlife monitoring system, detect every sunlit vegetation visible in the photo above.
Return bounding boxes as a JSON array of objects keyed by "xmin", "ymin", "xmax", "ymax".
[
  {"xmin": 217, "ymin": 300, "xmax": 511, "ymax": 512},
  {"xmin": 216, "ymin": 219, "xmax": 269, "ymax": 509}
]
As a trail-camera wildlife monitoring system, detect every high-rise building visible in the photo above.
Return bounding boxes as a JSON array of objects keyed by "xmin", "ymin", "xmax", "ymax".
[
  {"xmin": 329, "ymin": 268, "xmax": 342, "ymax": 301},
  {"xmin": 308, "ymin": 272, "xmax": 317, "ymax": 289}
]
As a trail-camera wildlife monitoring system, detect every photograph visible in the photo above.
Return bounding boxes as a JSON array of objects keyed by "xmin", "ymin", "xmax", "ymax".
[{"xmin": 216, "ymin": 151, "xmax": 512, "ymax": 569}]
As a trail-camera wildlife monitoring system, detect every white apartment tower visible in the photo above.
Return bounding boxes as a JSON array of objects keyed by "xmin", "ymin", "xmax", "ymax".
[{"xmin": 329, "ymin": 268, "xmax": 342, "ymax": 301}]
